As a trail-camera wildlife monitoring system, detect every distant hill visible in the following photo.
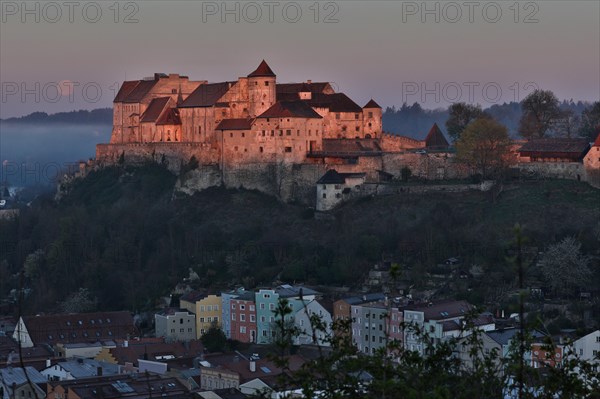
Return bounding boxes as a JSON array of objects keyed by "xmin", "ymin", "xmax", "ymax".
[{"xmin": 1, "ymin": 108, "xmax": 112, "ymax": 124}]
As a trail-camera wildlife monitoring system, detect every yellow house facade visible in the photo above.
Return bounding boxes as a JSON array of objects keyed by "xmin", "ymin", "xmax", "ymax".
[{"xmin": 180, "ymin": 291, "xmax": 222, "ymax": 338}]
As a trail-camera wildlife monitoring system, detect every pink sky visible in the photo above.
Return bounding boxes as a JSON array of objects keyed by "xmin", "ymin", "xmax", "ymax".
[{"xmin": 1, "ymin": 1, "xmax": 598, "ymax": 118}]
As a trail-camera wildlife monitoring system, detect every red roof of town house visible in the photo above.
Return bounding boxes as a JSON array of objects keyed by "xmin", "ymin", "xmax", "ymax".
[
  {"xmin": 215, "ymin": 118, "xmax": 254, "ymax": 130},
  {"xmin": 248, "ymin": 60, "xmax": 276, "ymax": 77},
  {"xmin": 519, "ymin": 138, "xmax": 590, "ymax": 160},
  {"xmin": 258, "ymin": 101, "xmax": 323, "ymax": 119},
  {"xmin": 424, "ymin": 123, "xmax": 450, "ymax": 149},
  {"xmin": 363, "ymin": 99, "xmax": 382, "ymax": 109},
  {"xmin": 179, "ymin": 82, "xmax": 234, "ymax": 108},
  {"xmin": 21, "ymin": 311, "xmax": 136, "ymax": 346},
  {"xmin": 140, "ymin": 97, "xmax": 171, "ymax": 123}
]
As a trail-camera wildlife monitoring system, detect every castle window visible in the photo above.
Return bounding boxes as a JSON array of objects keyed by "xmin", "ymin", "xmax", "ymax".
[
  {"xmin": 356, "ymin": 126, "xmax": 360, "ymax": 132},
  {"xmin": 255, "ymin": 82, "xmax": 258, "ymax": 85},
  {"xmin": 262, "ymin": 130, "xmax": 266, "ymax": 136},
  {"xmin": 336, "ymin": 113, "xmax": 340, "ymax": 120},
  {"xmin": 309, "ymin": 130, "xmax": 312, "ymax": 136},
  {"xmin": 297, "ymin": 130, "xmax": 300, "ymax": 136},
  {"xmin": 368, "ymin": 112, "xmax": 373, "ymax": 118},
  {"xmin": 232, "ymin": 103, "xmax": 236, "ymax": 108},
  {"xmin": 368, "ymin": 123, "xmax": 372, "ymax": 127},
  {"xmin": 286, "ymin": 130, "xmax": 291, "ymax": 136},
  {"xmin": 266, "ymin": 118, "xmax": 270, "ymax": 122},
  {"xmin": 265, "ymin": 81, "xmax": 269, "ymax": 86},
  {"xmin": 222, "ymin": 110, "xmax": 226, "ymax": 116},
  {"xmin": 230, "ymin": 133, "xmax": 234, "ymax": 138},
  {"xmin": 355, "ymin": 113, "xmax": 360, "ymax": 120},
  {"xmin": 172, "ymin": 89, "xmax": 177, "ymax": 94},
  {"xmin": 285, "ymin": 147, "xmax": 292, "ymax": 153},
  {"xmin": 271, "ymin": 130, "xmax": 274, "ymax": 136},
  {"xmin": 279, "ymin": 131, "xmax": 283, "ymax": 136},
  {"xmin": 243, "ymin": 108, "xmax": 248, "ymax": 113},
  {"xmin": 234, "ymin": 146, "xmax": 238, "ymax": 151},
  {"xmin": 242, "ymin": 132, "xmax": 245, "ymax": 138},
  {"xmin": 199, "ymin": 127, "xmax": 201, "ymax": 134},
  {"xmin": 260, "ymin": 147, "xmax": 264, "ymax": 153}
]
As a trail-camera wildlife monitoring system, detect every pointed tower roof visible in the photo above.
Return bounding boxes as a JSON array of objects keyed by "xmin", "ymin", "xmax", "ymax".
[
  {"xmin": 424, "ymin": 123, "xmax": 449, "ymax": 149},
  {"xmin": 248, "ymin": 60, "xmax": 276, "ymax": 78},
  {"xmin": 363, "ymin": 99, "xmax": 382, "ymax": 109},
  {"xmin": 176, "ymin": 85, "xmax": 184, "ymax": 106},
  {"xmin": 593, "ymin": 132, "xmax": 600, "ymax": 147}
]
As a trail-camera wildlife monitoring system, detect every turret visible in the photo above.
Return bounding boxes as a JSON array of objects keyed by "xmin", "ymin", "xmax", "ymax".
[
  {"xmin": 247, "ymin": 60, "xmax": 276, "ymax": 117},
  {"xmin": 363, "ymin": 99, "xmax": 382, "ymax": 138}
]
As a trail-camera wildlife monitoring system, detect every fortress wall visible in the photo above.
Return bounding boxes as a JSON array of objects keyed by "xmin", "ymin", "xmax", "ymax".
[
  {"xmin": 96, "ymin": 143, "xmax": 219, "ymax": 172},
  {"xmin": 517, "ymin": 162, "xmax": 585, "ymax": 181}
]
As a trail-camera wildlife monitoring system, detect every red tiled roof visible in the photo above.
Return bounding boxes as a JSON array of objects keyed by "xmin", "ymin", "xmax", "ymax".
[
  {"xmin": 363, "ymin": 99, "xmax": 382, "ymax": 109},
  {"xmin": 519, "ymin": 138, "xmax": 590, "ymax": 159},
  {"xmin": 114, "ymin": 81, "xmax": 141, "ymax": 103},
  {"xmin": 179, "ymin": 82, "xmax": 234, "ymax": 108},
  {"xmin": 309, "ymin": 93, "xmax": 363, "ymax": 113},
  {"xmin": 405, "ymin": 300, "xmax": 472, "ymax": 321},
  {"xmin": 276, "ymin": 82, "xmax": 331, "ymax": 95},
  {"xmin": 156, "ymin": 108, "xmax": 181, "ymax": 125},
  {"xmin": 22, "ymin": 311, "xmax": 135, "ymax": 346},
  {"xmin": 108, "ymin": 340, "xmax": 203, "ymax": 366},
  {"xmin": 317, "ymin": 169, "xmax": 366, "ymax": 184},
  {"xmin": 248, "ymin": 60, "xmax": 276, "ymax": 78},
  {"xmin": 140, "ymin": 97, "xmax": 171, "ymax": 123},
  {"xmin": 123, "ymin": 80, "xmax": 159, "ymax": 103},
  {"xmin": 215, "ymin": 118, "xmax": 254, "ymax": 130},
  {"xmin": 258, "ymin": 101, "xmax": 323, "ymax": 119},
  {"xmin": 424, "ymin": 123, "xmax": 450, "ymax": 148}
]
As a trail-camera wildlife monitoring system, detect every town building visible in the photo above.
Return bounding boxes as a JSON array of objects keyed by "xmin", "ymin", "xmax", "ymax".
[
  {"xmin": 294, "ymin": 299, "xmax": 333, "ymax": 346},
  {"xmin": 13, "ymin": 311, "xmax": 136, "ymax": 348},
  {"xmin": 316, "ymin": 170, "xmax": 366, "ymax": 211},
  {"xmin": 0, "ymin": 366, "xmax": 46, "ymax": 399},
  {"xmin": 154, "ymin": 308, "xmax": 196, "ymax": 342},
  {"xmin": 230, "ymin": 292, "xmax": 257, "ymax": 343},
  {"xmin": 180, "ymin": 291, "xmax": 222, "ymax": 338},
  {"xmin": 350, "ymin": 300, "xmax": 402, "ymax": 355},
  {"xmin": 571, "ymin": 329, "xmax": 599, "ymax": 364},
  {"xmin": 41, "ymin": 358, "xmax": 120, "ymax": 381}
]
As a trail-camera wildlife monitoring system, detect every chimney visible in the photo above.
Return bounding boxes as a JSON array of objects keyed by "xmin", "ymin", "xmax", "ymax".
[
  {"xmin": 46, "ymin": 358, "xmax": 51, "ymax": 368},
  {"xmin": 124, "ymin": 340, "xmax": 129, "ymax": 348},
  {"xmin": 249, "ymin": 360, "xmax": 256, "ymax": 372},
  {"xmin": 97, "ymin": 366, "xmax": 103, "ymax": 376}
]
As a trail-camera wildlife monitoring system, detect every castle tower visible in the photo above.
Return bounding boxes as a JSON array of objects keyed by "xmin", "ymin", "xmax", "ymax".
[
  {"xmin": 363, "ymin": 99, "xmax": 382, "ymax": 138},
  {"xmin": 247, "ymin": 60, "xmax": 276, "ymax": 117}
]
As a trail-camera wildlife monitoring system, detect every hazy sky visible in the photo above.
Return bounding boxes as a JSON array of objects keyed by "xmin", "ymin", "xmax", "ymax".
[{"xmin": 1, "ymin": 0, "xmax": 598, "ymax": 117}]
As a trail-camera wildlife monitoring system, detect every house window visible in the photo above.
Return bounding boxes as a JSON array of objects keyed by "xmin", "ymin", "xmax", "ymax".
[
  {"xmin": 240, "ymin": 305, "xmax": 245, "ymax": 310},
  {"xmin": 232, "ymin": 304, "xmax": 236, "ymax": 310},
  {"xmin": 250, "ymin": 315, "xmax": 256, "ymax": 322},
  {"xmin": 269, "ymin": 303, "xmax": 275, "ymax": 310},
  {"xmin": 232, "ymin": 314, "xmax": 236, "ymax": 321},
  {"xmin": 260, "ymin": 303, "xmax": 265, "ymax": 309},
  {"xmin": 240, "ymin": 326, "xmax": 247, "ymax": 333},
  {"xmin": 322, "ymin": 193, "xmax": 326, "ymax": 199},
  {"xmin": 250, "ymin": 305, "xmax": 255, "ymax": 311},
  {"xmin": 240, "ymin": 314, "xmax": 246, "ymax": 322}
]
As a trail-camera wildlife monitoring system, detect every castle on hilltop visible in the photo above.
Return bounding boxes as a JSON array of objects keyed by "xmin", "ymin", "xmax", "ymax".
[{"xmin": 96, "ymin": 60, "xmax": 456, "ymax": 202}]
